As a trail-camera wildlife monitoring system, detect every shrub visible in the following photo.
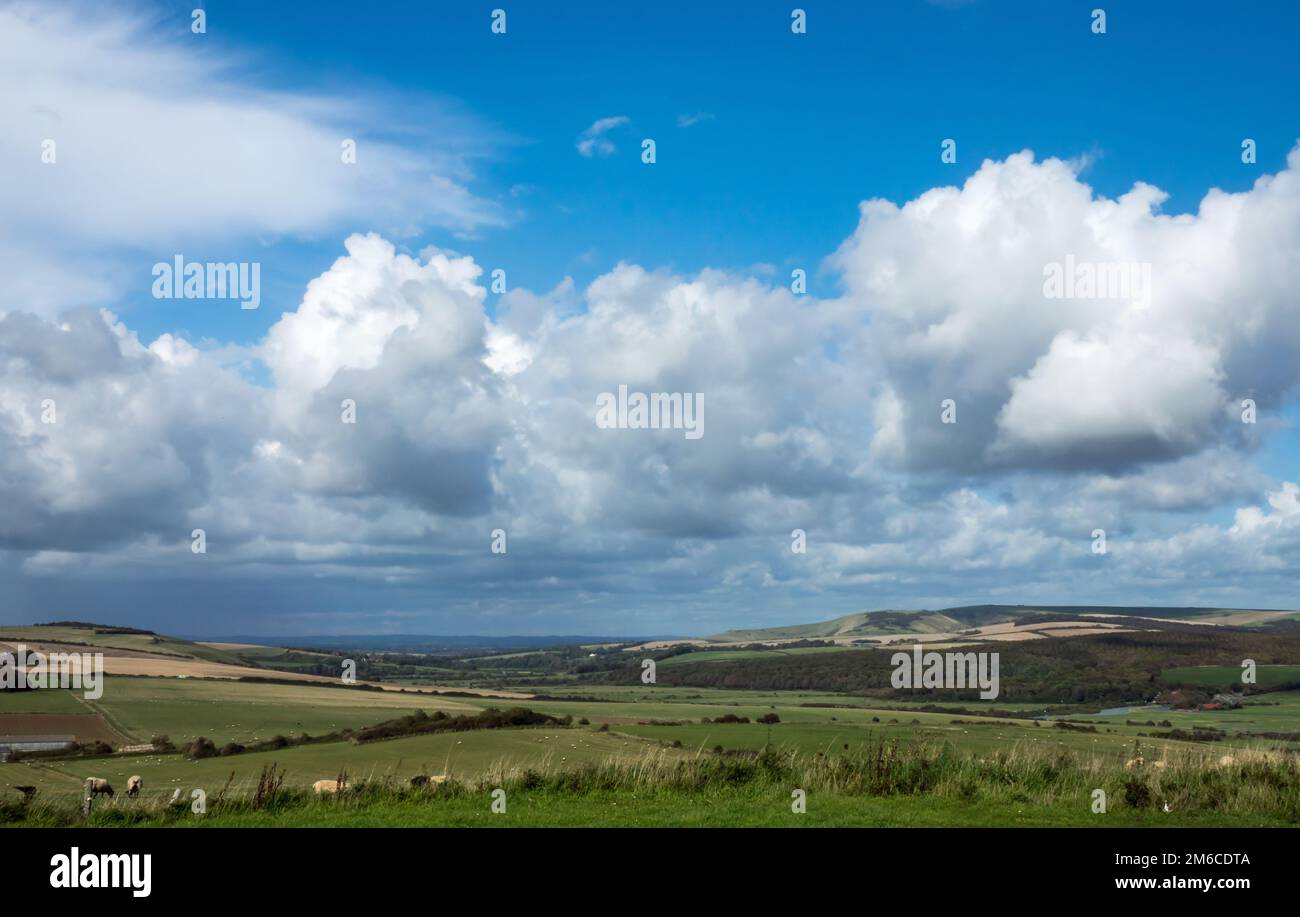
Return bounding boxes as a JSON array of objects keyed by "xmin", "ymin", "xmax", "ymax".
[
  {"xmin": 186, "ymin": 737, "xmax": 218, "ymax": 759},
  {"xmin": 1123, "ymin": 778, "xmax": 1152, "ymax": 809},
  {"xmin": 350, "ymin": 707, "xmax": 568, "ymax": 744}
]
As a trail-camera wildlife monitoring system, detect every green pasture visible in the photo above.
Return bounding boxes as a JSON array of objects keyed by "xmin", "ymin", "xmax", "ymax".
[
  {"xmin": 27, "ymin": 787, "xmax": 1282, "ymax": 828},
  {"xmin": 0, "ymin": 689, "xmax": 90, "ymax": 714},
  {"xmin": 1, "ymin": 726, "xmax": 668, "ymax": 801},
  {"xmin": 85, "ymin": 677, "xmax": 484, "ymax": 745},
  {"xmin": 1057, "ymin": 689, "xmax": 1300, "ymax": 737},
  {"xmin": 657, "ymin": 645, "xmax": 858, "ymax": 666}
]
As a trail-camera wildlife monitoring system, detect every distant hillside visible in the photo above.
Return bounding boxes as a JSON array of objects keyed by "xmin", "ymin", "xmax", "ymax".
[
  {"xmin": 0, "ymin": 624, "xmax": 349, "ymax": 680},
  {"xmin": 709, "ymin": 605, "xmax": 1300, "ymax": 643},
  {"xmin": 0, "ymin": 623, "xmax": 249, "ymax": 665},
  {"xmin": 196, "ymin": 634, "xmax": 681, "ymax": 653},
  {"xmin": 36, "ymin": 621, "xmax": 156, "ymax": 635}
]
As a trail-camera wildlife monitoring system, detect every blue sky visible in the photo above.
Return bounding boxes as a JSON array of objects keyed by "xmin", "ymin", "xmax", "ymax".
[
  {"xmin": 124, "ymin": 0, "xmax": 1300, "ymax": 343},
  {"xmin": 3, "ymin": 0, "xmax": 1300, "ymax": 636}
]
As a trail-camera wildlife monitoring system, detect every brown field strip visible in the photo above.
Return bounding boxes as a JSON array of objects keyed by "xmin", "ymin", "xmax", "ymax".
[{"xmin": 0, "ymin": 713, "xmax": 120, "ymax": 743}]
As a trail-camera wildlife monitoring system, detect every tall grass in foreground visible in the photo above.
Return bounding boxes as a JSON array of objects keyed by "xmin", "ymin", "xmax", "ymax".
[{"xmin": 6, "ymin": 739, "xmax": 1300, "ymax": 826}]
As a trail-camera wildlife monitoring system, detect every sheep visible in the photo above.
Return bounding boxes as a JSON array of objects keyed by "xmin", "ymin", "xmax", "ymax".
[
  {"xmin": 410, "ymin": 775, "xmax": 449, "ymax": 787},
  {"xmin": 126, "ymin": 775, "xmax": 143, "ymax": 797},
  {"xmin": 1218, "ymin": 754, "xmax": 1236, "ymax": 768},
  {"xmin": 85, "ymin": 778, "xmax": 114, "ymax": 798},
  {"xmin": 313, "ymin": 779, "xmax": 345, "ymax": 794}
]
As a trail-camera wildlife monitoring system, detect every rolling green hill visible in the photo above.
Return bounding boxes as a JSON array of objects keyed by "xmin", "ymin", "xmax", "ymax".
[
  {"xmin": 0, "ymin": 624, "xmax": 256, "ymax": 666},
  {"xmin": 708, "ymin": 604, "xmax": 1300, "ymax": 643}
]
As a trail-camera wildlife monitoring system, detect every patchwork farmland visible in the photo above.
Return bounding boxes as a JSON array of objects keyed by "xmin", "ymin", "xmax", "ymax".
[{"xmin": 4, "ymin": 609, "xmax": 1300, "ymax": 827}]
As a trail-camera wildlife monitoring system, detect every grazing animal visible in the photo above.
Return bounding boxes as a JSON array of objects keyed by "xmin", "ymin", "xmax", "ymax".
[
  {"xmin": 1218, "ymin": 754, "xmax": 1236, "ymax": 768},
  {"xmin": 313, "ymin": 779, "xmax": 344, "ymax": 794},
  {"xmin": 410, "ymin": 775, "xmax": 449, "ymax": 787},
  {"xmin": 86, "ymin": 778, "xmax": 114, "ymax": 798},
  {"xmin": 1152, "ymin": 761, "xmax": 1167, "ymax": 770},
  {"xmin": 126, "ymin": 775, "xmax": 143, "ymax": 797}
]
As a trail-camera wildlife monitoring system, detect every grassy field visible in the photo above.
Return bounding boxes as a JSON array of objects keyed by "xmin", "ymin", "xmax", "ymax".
[
  {"xmin": 3, "ymin": 727, "xmax": 674, "ymax": 801},
  {"xmin": 5, "ymin": 621, "xmax": 1300, "ymax": 828},
  {"xmin": 8, "ymin": 681, "xmax": 1293, "ymax": 809},
  {"xmin": 0, "ymin": 626, "xmax": 248, "ymax": 665},
  {"xmin": 7, "ymin": 677, "xmax": 1296, "ymax": 773},
  {"xmin": 0, "ymin": 689, "xmax": 90, "ymax": 714},
  {"xmin": 0, "ymin": 678, "xmax": 485, "ymax": 746},
  {"xmin": 7, "ymin": 741, "xmax": 1298, "ymax": 828},
  {"xmin": 529, "ymin": 683, "xmax": 1078, "ymax": 711},
  {"xmin": 1051, "ymin": 689, "xmax": 1300, "ymax": 736},
  {"xmin": 86, "ymin": 677, "xmax": 484, "ymax": 745},
  {"xmin": 658, "ymin": 646, "xmax": 858, "ymax": 666},
  {"xmin": 474, "ymin": 687, "xmax": 1300, "ymax": 759},
  {"xmin": 18, "ymin": 788, "xmax": 1277, "ymax": 828}
]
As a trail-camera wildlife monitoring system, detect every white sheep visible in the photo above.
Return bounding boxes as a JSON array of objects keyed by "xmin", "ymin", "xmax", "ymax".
[{"xmin": 85, "ymin": 778, "xmax": 114, "ymax": 798}]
